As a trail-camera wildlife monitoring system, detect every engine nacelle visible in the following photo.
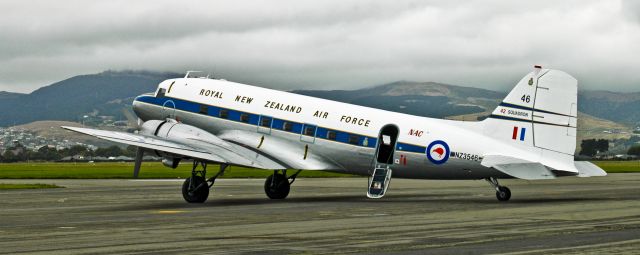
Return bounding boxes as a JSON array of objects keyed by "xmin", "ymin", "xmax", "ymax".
[
  {"xmin": 138, "ymin": 119, "xmax": 223, "ymax": 167},
  {"xmin": 162, "ymin": 157, "xmax": 181, "ymax": 169},
  {"xmin": 139, "ymin": 119, "xmax": 219, "ymax": 140}
]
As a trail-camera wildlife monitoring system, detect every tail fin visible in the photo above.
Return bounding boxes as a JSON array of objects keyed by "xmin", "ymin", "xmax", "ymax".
[{"xmin": 484, "ymin": 66, "xmax": 578, "ymax": 156}]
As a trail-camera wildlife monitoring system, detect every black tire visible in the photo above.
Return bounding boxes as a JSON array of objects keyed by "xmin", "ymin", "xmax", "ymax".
[
  {"xmin": 264, "ymin": 174, "xmax": 290, "ymax": 199},
  {"xmin": 496, "ymin": 186, "xmax": 511, "ymax": 201},
  {"xmin": 182, "ymin": 176, "xmax": 209, "ymax": 203}
]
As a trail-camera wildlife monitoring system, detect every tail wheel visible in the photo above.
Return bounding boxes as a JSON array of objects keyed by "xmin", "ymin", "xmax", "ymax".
[
  {"xmin": 496, "ymin": 186, "xmax": 511, "ymax": 202},
  {"xmin": 264, "ymin": 173, "xmax": 290, "ymax": 199},
  {"xmin": 182, "ymin": 176, "xmax": 209, "ymax": 203}
]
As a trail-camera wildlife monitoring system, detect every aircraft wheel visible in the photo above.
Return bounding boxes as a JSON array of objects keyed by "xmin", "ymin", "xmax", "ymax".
[
  {"xmin": 264, "ymin": 173, "xmax": 290, "ymax": 199},
  {"xmin": 496, "ymin": 186, "xmax": 511, "ymax": 201},
  {"xmin": 182, "ymin": 176, "xmax": 209, "ymax": 203}
]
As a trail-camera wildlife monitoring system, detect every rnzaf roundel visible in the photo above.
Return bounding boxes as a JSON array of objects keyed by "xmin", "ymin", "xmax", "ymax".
[{"xmin": 426, "ymin": 140, "xmax": 450, "ymax": 165}]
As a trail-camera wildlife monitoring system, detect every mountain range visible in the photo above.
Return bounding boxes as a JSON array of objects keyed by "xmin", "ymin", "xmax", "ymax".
[{"xmin": 1, "ymin": 71, "xmax": 638, "ymax": 141}]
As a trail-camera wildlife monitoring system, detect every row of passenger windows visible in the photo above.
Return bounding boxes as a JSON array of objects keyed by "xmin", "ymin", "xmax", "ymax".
[{"xmin": 197, "ymin": 104, "xmax": 361, "ymax": 145}]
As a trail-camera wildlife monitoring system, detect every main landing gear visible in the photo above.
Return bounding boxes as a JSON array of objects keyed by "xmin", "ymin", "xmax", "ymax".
[
  {"xmin": 264, "ymin": 170, "xmax": 301, "ymax": 199},
  {"xmin": 486, "ymin": 177, "xmax": 511, "ymax": 202},
  {"xmin": 181, "ymin": 163, "xmax": 302, "ymax": 203},
  {"xmin": 182, "ymin": 161, "xmax": 227, "ymax": 203}
]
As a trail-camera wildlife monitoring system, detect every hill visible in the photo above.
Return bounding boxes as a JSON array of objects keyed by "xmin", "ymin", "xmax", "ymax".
[
  {"xmin": 578, "ymin": 90, "xmax": 640, "ymax": 125},
  {"xmin": 11, "ymin": 121, "xmax": 124, "ymax": 147},
  {"xmin": 292, "ymin": 81, "xmax": 505, "ymax": 119},
  {"xmin": 0, "ymin": 71, "xmax": 180, "ymax": 126}
]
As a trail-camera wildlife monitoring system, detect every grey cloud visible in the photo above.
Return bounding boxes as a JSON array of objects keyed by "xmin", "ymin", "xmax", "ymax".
[{"xmin": 0, "ymin": 0, "xmax": 638, "ymax": 93}]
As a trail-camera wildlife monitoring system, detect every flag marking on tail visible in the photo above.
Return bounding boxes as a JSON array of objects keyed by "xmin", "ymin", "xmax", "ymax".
[{"xmin": 512, "ymin": 127, "xmax": 526, "ymax": 141}]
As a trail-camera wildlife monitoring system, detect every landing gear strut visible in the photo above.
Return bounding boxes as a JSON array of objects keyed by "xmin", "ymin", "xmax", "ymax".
[
  {"xmin": 181, "ymin": 161, "xmax": 227, "ymax": 203},
  {"xmin": 264, "ymin": 170, "xmax": 301, "ymax": 199},
  {"xmin": 486, "ymin": 177, "xmax": 511, "ymax": 202}
]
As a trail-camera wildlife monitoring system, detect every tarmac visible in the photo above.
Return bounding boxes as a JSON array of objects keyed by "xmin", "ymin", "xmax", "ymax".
[{"xmin": 1, "ymin": 174, "xmax": 640, "ymax": 254}]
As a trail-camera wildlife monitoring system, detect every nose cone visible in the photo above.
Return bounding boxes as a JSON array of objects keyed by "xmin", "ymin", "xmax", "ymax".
[
  {"xmin": 132, "ymin": 95, "xmax": 142, "ymax": 114},
  {"xmin": 132, "ymin": 94, "xmax": 150, "ymax": 121}
]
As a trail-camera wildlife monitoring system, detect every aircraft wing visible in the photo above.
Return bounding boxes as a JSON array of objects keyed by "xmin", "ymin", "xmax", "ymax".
[
  {"xmin": 61, "ymin": 126, "xmax": 286, "ymax": 169},
  {"xmin": 481, "ymin": 155, "xmax": 556, "ymax": 180}
]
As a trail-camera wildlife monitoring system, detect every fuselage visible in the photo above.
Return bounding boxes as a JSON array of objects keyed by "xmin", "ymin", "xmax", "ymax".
[{"xmin": 131, "ymin": 77, "xmax": 537, "ymax": 179}]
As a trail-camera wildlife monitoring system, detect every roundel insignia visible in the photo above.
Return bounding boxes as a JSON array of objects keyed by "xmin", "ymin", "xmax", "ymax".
[
  {"xmin": 426, "ymin": 140, "xmax": 450, "ymax": 165},
  {"xmin": 528, "ymin": 78, "xmax": 534, "ymax": 86}
]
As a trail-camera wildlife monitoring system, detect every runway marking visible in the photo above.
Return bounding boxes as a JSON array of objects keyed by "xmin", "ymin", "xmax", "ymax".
[
  {"xmin": 154, "ymin": 210, "xmax": 187, "ymax": 214},
  {"xmin": 58, "ymin": 227, "xmax": 76, "ymax": 229},
  {"xmin": 350, "ymin": 213, "xmax": 389, "ymax": 217}
]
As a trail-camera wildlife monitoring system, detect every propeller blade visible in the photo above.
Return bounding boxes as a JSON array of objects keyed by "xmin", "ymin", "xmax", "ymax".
[
  {"xmin": 136, "ymin": 118, "xmax": 143, "ymax": 130},
  {"xmin": 133, "ymin": 147, "xmax": 144, "ymax": 178}
]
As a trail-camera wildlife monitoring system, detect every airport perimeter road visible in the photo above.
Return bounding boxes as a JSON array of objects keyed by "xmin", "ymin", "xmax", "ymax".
[{"xmin": 1, "ymin": 174, "xmax": 640, "ymax": 254}]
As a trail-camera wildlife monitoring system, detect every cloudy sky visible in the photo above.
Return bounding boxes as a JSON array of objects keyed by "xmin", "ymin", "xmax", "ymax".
[{"xmin": 1, "ymin": 0, "xmax": 639, "ymax": 93}]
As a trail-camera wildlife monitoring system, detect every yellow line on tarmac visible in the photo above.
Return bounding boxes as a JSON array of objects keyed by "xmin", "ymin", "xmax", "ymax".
[{"xmin": 154, "ymin": 210, "xmax": 187, "ymax": 214}]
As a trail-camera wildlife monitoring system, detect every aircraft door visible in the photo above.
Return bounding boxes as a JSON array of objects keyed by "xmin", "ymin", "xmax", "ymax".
[
  {"xmin": 162, "ymin": 100, "xmax": 176, "ymax": 119},
  {"xmin": 375, "ymin": 124, "xmax": 399, "ymax": 165},
  {"xmin": 367, "ymin": 124, "xmax": 398, "ymax": 198}
]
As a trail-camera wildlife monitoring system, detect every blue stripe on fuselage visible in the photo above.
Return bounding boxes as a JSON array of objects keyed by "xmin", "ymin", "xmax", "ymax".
[{"xmin": 134, "ymin": 95, "xmax": 427, "ymax": 153}]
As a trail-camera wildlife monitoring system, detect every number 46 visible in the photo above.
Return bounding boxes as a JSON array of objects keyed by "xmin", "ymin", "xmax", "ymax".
[{"xmin": 521, "ymin": 95, "xmax": 531, "ymax": 103}]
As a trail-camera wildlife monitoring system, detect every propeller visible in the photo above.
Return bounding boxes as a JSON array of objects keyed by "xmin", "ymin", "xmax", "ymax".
[
  {"xmin": 133, "ymin": 147, "xmax": 144, "ymax": 178},
  {"xmin": 132, "ymin": 118, "xmax": 144, "ymax": 178}
]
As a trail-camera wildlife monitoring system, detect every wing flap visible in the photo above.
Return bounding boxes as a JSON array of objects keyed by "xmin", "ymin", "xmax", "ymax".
[{"xmin": 481, "ymin": 155, "xmax": 555, "ymax": 180}]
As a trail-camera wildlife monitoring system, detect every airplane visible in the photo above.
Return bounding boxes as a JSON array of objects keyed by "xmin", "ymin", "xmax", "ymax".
[{"xmin": 63, "ymin": 66, "xmax": 606, "ymax": 203}]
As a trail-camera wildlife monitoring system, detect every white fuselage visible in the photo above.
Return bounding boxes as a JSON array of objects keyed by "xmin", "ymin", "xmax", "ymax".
[{"xmin": 132, "ymin": 77, "xmax": 537, "ymax": 179}]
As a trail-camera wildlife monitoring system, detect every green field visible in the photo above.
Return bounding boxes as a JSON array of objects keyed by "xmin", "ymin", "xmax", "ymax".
[
  {"xmin": 0, "ymin": 162, "xmax": 354, "ymax": 179},
  {"xmin": 0, "ymin": 183, "xmax": 63, "ymax": 189},
  {"xmin": 0, "ymin": 161, "xmax": 637, "ymax": 179},
  {"xmin": 592, "ymin": 161, "xmax": 640, "ymax": 173}
]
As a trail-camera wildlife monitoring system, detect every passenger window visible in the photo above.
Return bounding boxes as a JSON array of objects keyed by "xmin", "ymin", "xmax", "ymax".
[
  {"xmin": 219, "ymin": 109, "xmax": 228, "ymax": 119},
  {"xmin": 199, "ymin": 105, "xmax": 208, "ymax": 114},
  {"xmin": 260, "ymin": 117, "xmax": 272, "ymax": 127},
  {"xmin": 240, "ymin": 113, "xmax": 250, "ymax": 123},
  {"xmin": 327, "ymin": 131, "xmax": 337, "ymax": 140},
  {"xmin": 348, "ymin": 135, "xmax": 360, "ymax": 145},
  {"xmin": 283, "ymin": 122, "xmax": 293, "ymax": 131},
  {"xmin": 304, "ymin": 126, "xmax": 315, "ymax": 136}
]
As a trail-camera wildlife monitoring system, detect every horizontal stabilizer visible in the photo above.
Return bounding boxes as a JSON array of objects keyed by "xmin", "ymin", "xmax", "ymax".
[
  {"xmin": 574, "ymin": 161, "xmax": 607, "ymax": 177},
  {"xmin": 482, "ymin": 155, "xmax": 555, "ymax": 180}
]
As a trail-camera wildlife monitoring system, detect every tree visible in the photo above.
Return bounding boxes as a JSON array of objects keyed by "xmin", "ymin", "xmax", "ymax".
[
  {"xmin": 125, "ymin": 145, "xmax": 138, "ymax": 157},
  {"xmin": 95, "ymin": 145, "xmax": 123, "ymax": 157},
  {"xmin": 35, "ymin": 146, "xmax": 62, "ymax": 161},
  {"xmin": 629, "ymin": 145, "xmax": 640, "ymax": 157},
  {"xmin": 580, "ymin": 139, "xmax": 609, "ymax": 157},
  {"xmin": 596, "ymin": 139, "xmax": 609, "ymax": 152},
  {"xmin": 61, "ymin": 145, "xmax": 91, "ymax": 157},
  {"xmin": 2, "ymin": 150, "xmax": 22, "ymax": 162}
]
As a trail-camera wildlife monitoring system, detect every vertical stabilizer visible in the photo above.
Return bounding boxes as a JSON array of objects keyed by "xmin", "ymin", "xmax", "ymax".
[{"xmin": 484, "ymin": 66, "xmax": 578, "ymax": 156}]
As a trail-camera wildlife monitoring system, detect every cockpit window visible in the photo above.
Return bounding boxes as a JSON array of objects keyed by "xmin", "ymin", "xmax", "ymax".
[{"xmin": 156, "ymin": 88, "xmax": 166, "ymax": 98}]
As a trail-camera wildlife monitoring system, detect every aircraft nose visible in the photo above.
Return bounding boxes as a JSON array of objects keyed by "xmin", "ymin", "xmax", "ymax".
[{"xmin": 132, "ymin": 95, "xmax": 145, "ymax": 117}]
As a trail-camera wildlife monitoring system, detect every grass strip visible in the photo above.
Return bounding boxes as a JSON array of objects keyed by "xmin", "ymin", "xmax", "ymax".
[
  {"xmin": 0, "ymin": 162, "xmax": 355, "ymax": 179},
  {"xmin": 0, "ymin": 183, "xmax": 64, "ymax": 189},
  {"xmin": 592, "ymin": 161, "xmax": 640, "ymax": 173}
]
